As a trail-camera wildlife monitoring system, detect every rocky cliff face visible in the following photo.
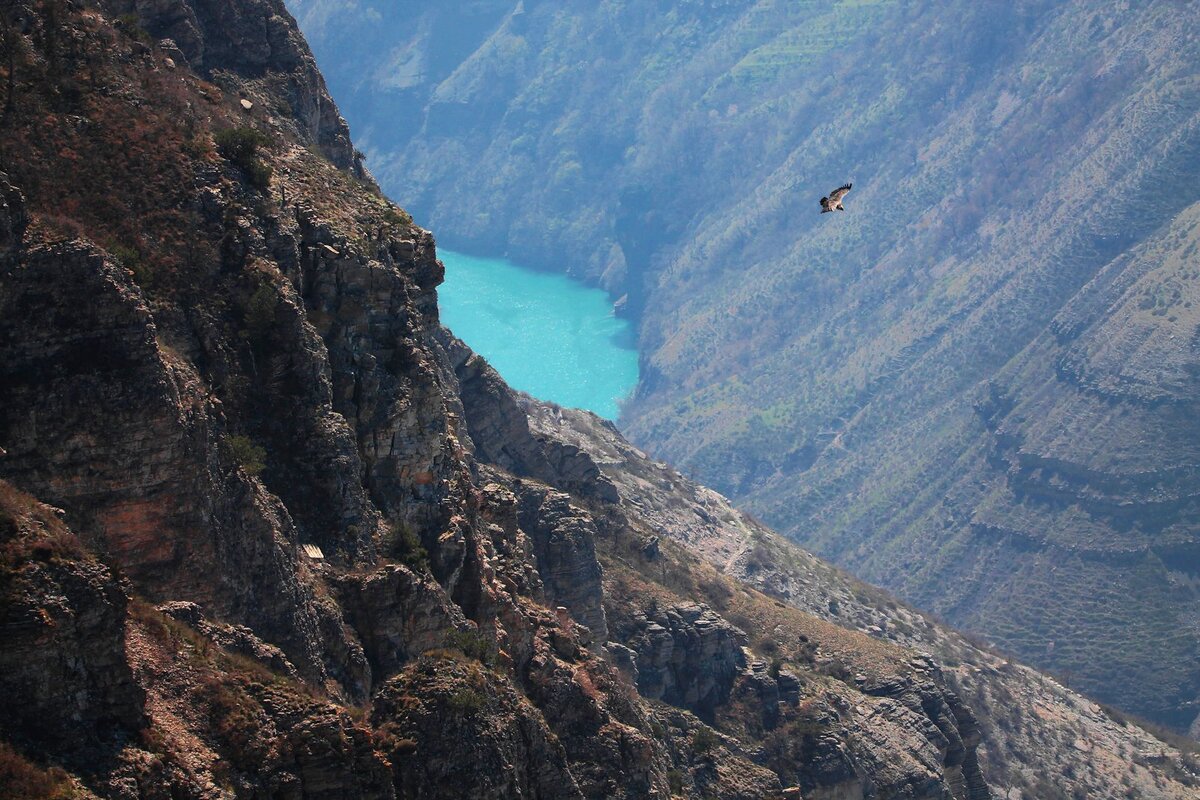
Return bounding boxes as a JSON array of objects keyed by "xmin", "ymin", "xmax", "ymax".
[
  {"xmin": 524, "ymin": 401, "xmax": 1200, "ymax": 798},
  {"xmin": 0, "ymin": 2, "xmax": 1195, "ymax": 799},
  {"xmin": 0, "ymin": 485, "xmax": 145, "ymax": 762}
]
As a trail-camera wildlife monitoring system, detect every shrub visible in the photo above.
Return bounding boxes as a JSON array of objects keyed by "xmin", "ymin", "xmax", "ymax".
[
  {"xmin": 666, "ymin": 769, "xmax": 685, "ymax": 794},
  {"xmin": 0, "ymin": 521, "xmax": 85, "ymax": 575},
  {"xmin": 445, "ymin": 687, "xmax": 485, "ymax": 717},
  {"xmin": 0, "ymin": 742, "xmax": 75, "ymax": 800},
  {"xmin": 444, "ymin": 629, "xmax": 493, "ymax": 665},
  {"xmin": 214, "ymin": 128, "xmax": 268, "ymax": 160},
  {"xmin": 181, "ymin": 135, "xmax": 211, "ymax": 160},
  {"xmin": 691, "ymin": 726, "xmax": 720, "ymax": 755},
  {"xmin": 109, "ymin": 243, "xmax": 152, "ymax": 287},
  {"xmin": 242, "ymin": 283, "xmax": 277, "ymax": 342},
  {"xmin": 383, "ymin": 206, "xmax": 412, "ymax": 228},
  {"xmin": 816, "ymin": 658, "xmax": 852, "ymax": 683},
  {"xmin": 228, "ymin": 435, "xmax": 266, "ymax": 476},
  {"xmin": 214, "ymin": 128, "xmax": 272, "ymax": 191},
  {"xmin": 384, "ymin": 520, "xmax": 429, "ymax": 572},
  {"xmin": 391, "ymin": 737, "xmax": 418, "ymax": 754},
  {"xmin": 245, "ymin": 160, "xmax": 272, "ymax": 191}
]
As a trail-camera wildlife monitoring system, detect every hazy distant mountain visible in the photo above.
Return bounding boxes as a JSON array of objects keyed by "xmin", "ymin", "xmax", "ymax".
[{"xmin": 288, "ymin": 0, "xmax": 1200, "ymax": 731}]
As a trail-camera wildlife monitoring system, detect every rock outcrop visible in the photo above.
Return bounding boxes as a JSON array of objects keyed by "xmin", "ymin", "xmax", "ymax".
[
  {"xmin": 372, "ymin": 655, "xmax": 585, "ymax": 799},
  {"xmin": 513, "ymin": 484, "xmax": 609, "ymax": 642},
  {"xmin": 0, "ymin": 485, "xmax": 145, "ymax": 760},
  {"xmin": 615, "ymin": 601, "xmax": 746, "ymax": 715},
  {"xmin": 111, "ymin": 0, "xmax": 359, "ymax": 171},
  {"xmin": 526, "ymin": 401, "xmax": 1200, "ymax": 799},
  {"xmin": 0, "ymin": 232, "xmax": 359, "ymax": 691}
]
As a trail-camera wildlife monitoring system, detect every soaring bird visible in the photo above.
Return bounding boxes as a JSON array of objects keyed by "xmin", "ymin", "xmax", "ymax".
[{"xmin": 820, "ymin": 183, "xmax": 852, "ymax": 213}]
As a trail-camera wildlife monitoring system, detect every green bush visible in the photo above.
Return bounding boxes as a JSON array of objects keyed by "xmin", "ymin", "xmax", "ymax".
[
  {"xmin": 214, "ymin": 128, "xmax": 273, "ymax": 191},
  {"xmin": 383, "ymin": 206, "xmax": 413, "ymax": 227},
  {"xmin": 242, "ymin": 283, "xmax": 277, "ymax": 341},
  {"xmin": 384, "ymin": 520, "xmax": 429, "ymax": 572},
  {"xmin": 110, "ymin": 243, "xmax": 152, "ymax": 287},
  {"xmin": 691, "ymin": 726, "xmax": 720, "ymax": 755},
  {"xmin": 444, "ymin": 629, "xmax": 493, "ymax": 665},
  {"xmin": 228, "ymin": 435, "xmax": 266, "ymax": 477},
  {"xmin": 445, "ymin": 687, "xmax": 485, "ymax": 717},
  {"xmin": 666, "ymin": 769, "xmax": 685, "ymax": 794}
]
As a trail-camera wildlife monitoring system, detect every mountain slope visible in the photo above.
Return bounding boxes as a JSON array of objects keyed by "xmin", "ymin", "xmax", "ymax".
[
  {"xmin": 2, "ymin": 2, "xmax": 1196, "ymax": 798},
  {"xmin": 524, "ymin": 401, "xmax": 1200, "ymax": 798},
  {"xmin": 0, "ymin": 1, "xmax": 1018, "ymax": 797},
  {"xmin": 288, "ymin": 0, "xmax": 1200, "ymax": 729}
]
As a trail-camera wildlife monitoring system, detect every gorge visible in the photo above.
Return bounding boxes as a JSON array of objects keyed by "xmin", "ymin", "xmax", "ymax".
[
  {"xmin": 0, "ymin": 1, "xmax": 1197, "ymax": 799},
  {"xmin": 289, "ymin": 0, "xmax": 1200, "ymax": 734}
]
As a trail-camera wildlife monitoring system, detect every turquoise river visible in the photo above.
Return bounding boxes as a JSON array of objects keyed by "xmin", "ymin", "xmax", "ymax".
[{"xmin": 437, "ymin": 249, "xmax": 640, "ymax": 421}]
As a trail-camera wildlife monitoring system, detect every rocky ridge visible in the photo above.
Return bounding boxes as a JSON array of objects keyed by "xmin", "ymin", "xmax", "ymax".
[{"xmin": 0, "ymin": 1, "xmax": 1195, "ymax": 799}]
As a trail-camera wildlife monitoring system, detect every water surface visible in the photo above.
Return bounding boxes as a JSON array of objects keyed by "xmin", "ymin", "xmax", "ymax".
[{"xmin": 438, "ymin": 249, "xmax": 639, "ymax": 420}]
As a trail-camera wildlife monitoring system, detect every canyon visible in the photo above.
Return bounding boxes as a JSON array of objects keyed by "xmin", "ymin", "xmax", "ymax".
[
  {"xmin": 290, "ymin": 0, "xmax": 1200, "ymax": 732},
  {"xmin": 0, "ymin": 1, "xmax": 1197, "ymax": 799}
]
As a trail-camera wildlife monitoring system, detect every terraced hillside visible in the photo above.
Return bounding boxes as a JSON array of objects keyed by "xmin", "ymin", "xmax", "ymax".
[
  {"xmin": 289, "ymin": 0, "xmax": 1200, "ymax": 730},
  {"xmin": 0, "ymin": 2, "xmax": 1095, "ymax": 797}
]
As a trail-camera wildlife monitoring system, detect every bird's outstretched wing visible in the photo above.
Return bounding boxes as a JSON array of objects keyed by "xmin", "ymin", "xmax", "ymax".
[
  {"xmin": 829, "ymin": 183, "xmax": 852, "ymax": 203},
  {"xmin": 819, "ymin": 195, "xmax": 833, "ymax": 212}
]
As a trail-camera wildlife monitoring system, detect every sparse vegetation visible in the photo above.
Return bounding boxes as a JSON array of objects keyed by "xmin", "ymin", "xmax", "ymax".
[
  {"xmin": 0, "ymin": 742, "xmax": 76, "ymax": 800},
  {"xmin": 383, "ymin": 519, "xmax": 429, "ymax": 572},
  {"xmin": 199, "ymin": 676, "xmax": 269, "ymax": 771},
  {"xmin": 227, "ymin": 434, "xmax": 266, "ymax": 477},
  {"xmin": 383, "ymin": 206, "xmax": 412, "ymax": 228},
  {"xmin": 816, "ymin": 658, "xmax": 853, "ymax": 684},
  {"xmin": 445, "ymin": 686, "xmax": 486, "ymax": 716},
  {"xmin": 214, "ymin": 127, "xmax": 273, "ymax": 190},
  {"xmin": 690, "ymin": 726, "xmax": 719, "ymax": 755},
  {"xmin": 443, "ymin": 629, "xmax": 493, "ymax": 666}
]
